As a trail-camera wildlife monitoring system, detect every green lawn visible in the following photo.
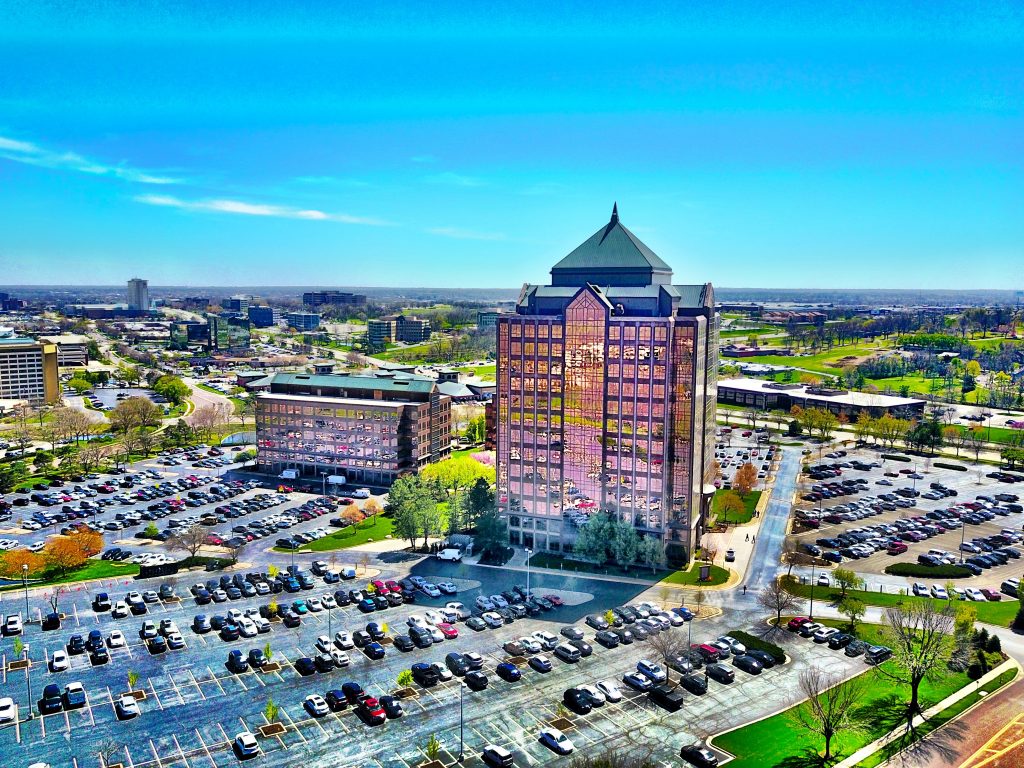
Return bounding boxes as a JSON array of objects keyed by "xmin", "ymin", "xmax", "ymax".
[
  {"xmin": 658, "ymin": 562, "xmax": 730, "ymax": 586},
  {"xmin": 781, "ymin": 576, "xmax": 1020, "ymax": 627},
  {"xmin": 1, "ymin": 559, "xmax": 140, "ymax": 591},
  {"xmin": 713, "ymin": 490, "xmax": 762, "ymax": 525},
  {"xmin": 527, "ymin": 551, "xmax": 670, "ymax": 580},
  {"xmin": 713, "ymin": 619, "xmax": 972, "ymax": 767},
  {"xmin": 274, "ymin": 515, "xmax": 395, "ymax": 552}
]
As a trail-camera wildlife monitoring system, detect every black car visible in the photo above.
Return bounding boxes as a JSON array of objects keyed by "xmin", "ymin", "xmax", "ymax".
[
  {"xmin": 220, "ymin": 623, "xmax": 241, "ymax": 641},
  {"xmin": 649, "ymin": 684, "xmax": 685, "ymax": 712},
  {"xmin": 227, "ymin": 650, "xmax": 249, "ymax": 673},
  {"xmin": 39, "ymin": 683, "xmax": 63, "ymax": 714},
  {"xmin": 86, "ymin": 629, "xmax": 104, "ymax": 651},
  {"xmin": 732, "ymin": 654, "xmax": 763, "ymax": 675},
  {"xmin": 363, "ymin": 642, "xmax": 386, "ymax": 660},
  {"xmin": 679, "ymin": 673, "xmax": 708, "ymax": 695},
  {"xmin": 595, "ymin": 630, "xmax": 620, "ymax": 648},
  {"xmin": 827, "ymin": 633, "xmax": 854, "ymax": 650},
  {"xmin": 465, "ymin": 670, "xmax": 488, "ymax": 691},
  {"xmin": 446, "ymin": 652, "xmax": 470, "ymax": 676},
  {"xmin": 90, "ymin": 646, "xmax": 110, "ymax": 665},
  {"xmin": 282, "ymin": 611, "xmax": 301, "ymax": 628},
  {"xmin": 67, "ymin": 634, "xmax": 86, "ymax": 655},
  {"xmin": 295, "ymin": 657, "xmax": 317, "ymax": 676},
  {"xmin": 745, "ymin": 648, "xmax": 776, "ymax": 668},
  {"xmin": 393, "ymin": 635, "xmax": 415, "ymax": 652},
  {"xmin": 496, "ymin": 662, "xmax": 522, "ymax": 682},
  {"xmin": 706, "ymin": 663, "xmax": 735, "ymax": 684},
  {"xmin": 93, "ymin": 593, "xmax": 112, "ymax": 611},
  {"xmin": 562, "ymin": 687, "xmax": 593, "ymax": 714},
  {"xmin": 465, "ymin": 616, "xmax": 487, "ymax": 631},
  {"xmin": 412, "ymin": 663, "xmax": 440, "ymax": 687},
  {"xmin": 314, "ymin": 653, "xmax": 335, "ymax": 672},
  {"xmin": 247, "ymin": 648, "xmax": 266, "ymax": 668},
  {"xmin": 680, "ymin": 744, "xmax": 719, "ymax": 768},
  {"xmin": 325, "ymin": 690, "xmax": 348, "ymax": 711},
  {"xmin": 148, "ymin": 636, "xmax": 168, "ymax": 654},
  {"xmin": 353, "ymin": 630, "xmax": 372, "ymax": 648},
  {"xmin": 568, "ymin": 638, "xmax": 593, "ymax": 657},
  {"xmin": 410, "ymin": 626, "xmax": 433, "ymax": 648},
  {"xmin": 379, "ymin": 694, "xmax": 403, "ymax": 718}
]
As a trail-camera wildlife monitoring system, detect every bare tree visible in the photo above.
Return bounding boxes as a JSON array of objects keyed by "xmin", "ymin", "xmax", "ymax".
[
  {"xmin": 48, "ymin": 585, "xmax": 68, "ymax": 616},
  {"xmin": 758, "ymin": 580, "xmax": 804, "ymax": 630},
  {"xmin": 792, "ymin": 665, "xmax": 866, "ymax": 763},
  {"xmin": 645, "ymin": 627, "xmax": 689, "ymax": 685},
  {"xmin": 227, "ymin": 539, "xmax": 247, "ymax": 564},
  {"xmin": 879, "ymin": 602, "xmax": 955, "ymax": 726},
  {"xmin": 167, "ymin": 525, "xmax": 208, "ymax": 560}
]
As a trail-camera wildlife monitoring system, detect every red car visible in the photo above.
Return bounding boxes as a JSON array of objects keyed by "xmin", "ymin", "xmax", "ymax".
[
  {"xmin": 787, "ymin": 616, "xmax": 811, "ymax": 631},
  {"xmin": 357, "ymin": 696, "xmax": 386, "ymax": 726},
  {"xmin": 542, "ymin": 594, "xmax": 564, "ymax": 607},
  {"xmin": 370, "ymin": 580, "xmax": 390, "ymax": 595},
  {"xmin": 436, "ymin": 622, "xmax": 459, "ymax": 639},
  {"xmin": 887, "ymin": 542, "xmax": 908, "ymax": 555},
  {"xmin": 980, "ymin": 589, "xmax": 1003, "ymax": 601},
  {"xmin": 205, "ymin": 534, "xmax": 224, "ymax": 545},
  {"xmin": 385, "ymin": 580, "xmax": 402, "ymax": 593},
  {"xmin": 742, "ymin": 430, "xmax": 752, "ymax": 437}
]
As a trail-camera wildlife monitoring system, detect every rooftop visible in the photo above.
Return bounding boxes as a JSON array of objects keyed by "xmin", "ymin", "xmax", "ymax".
[
  {"xmin": 719, "ymin": 377, "xmax": 925, "ymax": 409},
  {"xmin": 270, "ymin": 371, "xmax": 438, "ymax": 395}
]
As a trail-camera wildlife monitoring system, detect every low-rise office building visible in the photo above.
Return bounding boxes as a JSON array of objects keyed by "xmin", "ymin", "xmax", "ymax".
[
  {"xmin": 302, "ymin": 290, "xmax": 367, "ymax": 307},
  {"xmin": 366, "ymin": 315, "xmax": 431, "ymax": 352},
  {"xmin": 40, "ymin": 334, "xmax": 90, "ymax": 368},
  {"xmin": 285, "ymin": 311, "xmax": 321, "ymax": 331},
  {"xmin": 718, "ymin": 377, "xmax": 925, "ymax": 418},
  {"xmin": 247, "ymin": 305, "xmax": 281, "ymax": 327},
  {"xmin": 0, "ymin": 337, "xmax": 59, "ymax": 405},
  {"xmin": 208, "ymin": 315, "xmax": 251, "ymax": 352},
  {"xmin": 255, "ymin": 371, "xmax": 451, "ymax": 486}
]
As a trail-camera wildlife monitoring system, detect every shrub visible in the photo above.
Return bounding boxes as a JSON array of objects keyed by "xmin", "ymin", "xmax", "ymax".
[
  {"xmin": 729, "ymin": 630, "xmax": 786, "ymax": 664},
  {"xmin": 881, "ymin": 453, "xmax": 911, "ymax": 462},
  {"xmin": 883, "ymin": 563, "xmax": 972, "ymax": 579},
  {"xmin": 933, "ymin": 462, "xmax": 967, "ymax": 471},
  {"xmin": 986, "ymin": 634, "xmax": 1002, "ymax": 654}
]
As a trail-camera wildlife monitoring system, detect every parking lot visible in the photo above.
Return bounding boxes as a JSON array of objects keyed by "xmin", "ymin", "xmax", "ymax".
[
  {"xmin": 0, "ymin": 524, "xmax": 871, "ymax": 768},
  {"xmin": 789, "ymin": 446, "xmax": 1024, "ymax": 594},
  {"xmin": 714, "ymin": 428, "xmax": 774, "ymax": 491}
]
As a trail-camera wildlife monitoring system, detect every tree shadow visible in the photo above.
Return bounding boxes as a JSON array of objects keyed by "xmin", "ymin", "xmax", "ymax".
[
  {"xmin": 771, "ymin": 748, "xmax": 831, "ymax": 768},
  {"xmin": 851, "ymin": 694, "xmax": 970, "ymax": 767}
]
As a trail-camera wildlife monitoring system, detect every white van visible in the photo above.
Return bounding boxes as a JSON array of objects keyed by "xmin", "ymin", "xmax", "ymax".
[{"xmin": 437, "ymin": 548, "xmax": 463, "ymax": 562}]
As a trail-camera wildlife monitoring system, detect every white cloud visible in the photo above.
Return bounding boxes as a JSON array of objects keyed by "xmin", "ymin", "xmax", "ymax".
[
  {"xmin": 423, "ymin": 171, "xmax": 486, "ymax": 187},
  {"xmin": 135, "ymin": 193, "xmax": 393, "ymax": 226},
  {"xmin": 0, "ymin": 134, "xmax": 181, "ymax": 184},
  {"xmin": 427, "ymin": 226, "xmax": 505, "ymax": 241}
]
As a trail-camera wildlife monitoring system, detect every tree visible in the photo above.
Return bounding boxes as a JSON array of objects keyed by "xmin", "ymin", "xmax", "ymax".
[
  {"xmin": 68, "ymin": 376, "xmax": 91, "ymax": 395},
  {"xmin": 421, "ymin": 456, "xmax": 495, "ymax": 533},
  {"xmin": 397, "ymin": 669, "xmax": 414, "ymax": 688},
  {"xmin": 474, "ymin": 507, "xmax": 508, "ymax": 559},
  {"xmin": 386, "ymin": 475, "xmax": 436, "ymax": 549},
  {"xmin": 191, "ymin": 402, "xmax": 232, "ymax": 442},
  {"xmin": 838, "ymin": 597, "xmax": 866, "ymax": 634},
  {"xmin": 424, "ymin": 735, "xmax": 442, "ymax": 762},
  {"xmin": 227, "ymin": 539, "xmax": 247, "ymax": 564},
  {"xmin": 879, "ymin": 602, "xmax": 956, "ymax": 721},
  {"xmin": 44, "ymin": 537, "xmax": 88, "ymax": 576},
  {"xmin": 966, "ymin": 426, "xmax": 986, "ymax": 462},
  {"xmin": 0, "ymin": 548, "xmax": 47, "ymax": 578},
  {"xmin": 362, "ymin": 498, "xmax": 383, "ymax": 523},
  {"xmin": 127, "ymin": 670, "xmax": 140, "ymax": 692},
  {"xmin": 572, "ymin": 512, "xmax": 614, "ymax": 563},
  {"xmin": 637, "ymin": 536, "xmax": 666, "ymax": 571},
  {"xmin": 48, "ymin": 585, "xmax": 68, "ymax": 615},
  {"xmin": 167, "ymin": 524, "xmax": 208, "ymax": 559},
  {"xmin": 943, "ymin": 425, "xmax": 967, "ymax": 456},
  {"xmin": 758, "ymin": 580, "xmax": 803, "ymax": 629},
  {"xmin": 793, "ymin": 665, "xmax": 866, "ymax": 763},
  {"xmin": 465, "ymin": 476, "xmax": 495, "ymax": 527},
  {"xmin": 152, "ymin": 375, "xmax": 191, "ymax": 406},
  {"xmin": 341, "ymin": 503, "xmax": 365, "ymax": 527},
  {"xmin": 832, "ymin": 568, "xmax": 864, "ymax": 599},
  {"xmin": 264, "ymin": 697, "xmax": 280, "ymax": 723},
  {"xmin": 645, "ymin": 624, "xmax": 688, "ymax": 684},
  {"xmin": 611, "ymin": 523, "xmax": 641, "ymax": 566},
  {"xmin": 733, "ymin": 462, "xmax": 758, "ymax": 497},
  {"xmin": 716, "ymin": 490, "xmax": 745, "ymax": 526}
]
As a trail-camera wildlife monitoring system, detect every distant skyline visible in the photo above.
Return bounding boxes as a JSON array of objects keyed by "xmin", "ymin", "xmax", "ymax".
[{"xmin": 1, "ymin": 2, "xmax": 1021, "ymax": 289}]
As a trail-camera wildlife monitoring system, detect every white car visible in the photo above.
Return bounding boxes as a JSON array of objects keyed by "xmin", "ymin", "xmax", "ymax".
[
  {"xmin": 234, "ymin": 731, "xmax": 260, "ymax": 758},
  {"xmin": 50, "ymin": 650, "xmax": 70, "ymax": 672},
  {"xmin": 407, "ymin": 615, "xmax": 428, "ymax": 629},
  {"xmin": 108, "ymin": 630, "xmax": 126, "ymax": 648},
  {"xmin": 812, "ymin": 627, "xmax": 839, "ymax": 643},
  {"xmin": 420, "ymin": 583, "xmax": 441, "ymax": 598},
  {"xmin": 481, "ymin": 612, "xmax": 504, "ymax": 628},
  {"xmin": 115, "ymin": 693, "xmax": 140, "ymax": 719},
  {"xmin": 965, "ymin": 588, "xmax": 986, "ymax": 602},
  {"xmin": 718, "ymin": 635, "xmax": 747, "ymax": 654},
  {"xmin": 238, "ymin": 618, "xmax": 258, "ymax": 638},
  {"xmin": 330, "ymin": 649, "xmax": 350, "ymax": 668},
  {"xmin": 446, "ymin": 601, "xmax": 471, "ymax": 620},
  {"xmin": 475, "ymin": 596, "xmax": 496, "ymax": 612},
  {"xmin": 518, "ymin": 637, "xmax": 542, "ymax": 654},
  {"xmin": 423, "ymin": 610, "xmax": 445, "ymax": 626},
  {"xmin": 596, "ymin": 679, "xmax": 622, "ymax": 703},
  {"xmin": 490, "ymin": 594, "xmax": 509, "ymax": 609},
  {"xmin": 4, "ymin": 614, "xmax": 23, "ymax": 635},
  {"xmin": 0, "ymin": 697, "xmax": 16, "ymax": 723},
  {"xmin": 912, "ymin": 583, "xmax": 929, "ymax": 598},
  {"xmin": 112, "ymin": 601, "xmax": 129, "ymax": 619},
  {"xmin": 304, "ymin": 694, "xmax": 329, "ymax": 717},
  {"xmin": 334, "ymin": 631, "xmax": 354, "ymax": 649},
  {"xmin": 532, "ymin": 630, "xmax": 558, "ymax": 650},
  {"xmin": 321, "ymin": 595, "xmax": 337, "ymax": 610},
  {"xmin": 431, "ymin": 662, "xmax": 454, "ymax": 682},
  {"xmin": 315, "ymin": 635, "xmax": 333, "ymax": 654},
  {"xmin": 306, "ymin": 597, "xmax": 323, "ymax": 613},
  {"xmin": 931, "ymin": 585, "xmax": 949, "ymax": 600},
  {"xmin": 577, "ymin": 684, "xmax": 606, "ymax": 705},
  {"xmin": 539, "ymin": 727, "xmax": 574, "ymax": 755}
]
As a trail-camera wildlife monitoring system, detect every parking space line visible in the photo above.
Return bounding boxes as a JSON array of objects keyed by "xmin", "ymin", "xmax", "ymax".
[
  {"xmin": 278, "ymin": 707, "xmax": 307, "ymax": 744},
  {"xmin": 171, "ymin": 734, "xmax": 191, "ymax": 768},
  {"xmin": 206, "ymin": 666, "xmax": 226, "ymax": 695},
  {"xmin": 148, "ymin": 738, "xmax": 162, "ymax": 768},
  {"xmin": 149, "ymin": 677, "xmax": 164, "ymax": 710}
]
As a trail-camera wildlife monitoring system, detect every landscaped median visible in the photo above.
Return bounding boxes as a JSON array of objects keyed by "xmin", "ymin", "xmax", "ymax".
[
  {"xmin": 781, "ymin": 574, "xmax": 1020, "ymax": 627},
  {"xmin": 525, "ymin": 551, "xmax": 731, "ymax": 586},
  {"xmin": 272, "ymin": 514, "xmax": 395, "ymax": 553},
  {"xmin": 711, "ymin": 618, "xmax": 1010, "ymax": 768},
  {"xmin": 0, "ymin": 559, "xmax": 140, "ymax": 591}
]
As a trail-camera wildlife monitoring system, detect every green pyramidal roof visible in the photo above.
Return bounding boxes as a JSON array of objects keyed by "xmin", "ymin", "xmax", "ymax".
[{"xmin": 549, "ymin": 204, "xmax": 673, "ymax": 287}]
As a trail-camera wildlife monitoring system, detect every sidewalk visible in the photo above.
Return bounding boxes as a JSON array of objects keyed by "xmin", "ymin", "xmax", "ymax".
[{"xmin": 834, "ymin": 658, "xmax": 1021, "ymax": 768}]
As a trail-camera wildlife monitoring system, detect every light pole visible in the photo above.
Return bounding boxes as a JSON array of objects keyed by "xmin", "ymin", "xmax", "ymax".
[
  {"xmin": 458, "ymin": 680, "xmax": 465, "ymax": 762},
  {"xmin": 525, "ymin": 548, "xmax": 532, "ymax": 597},
  {"xmin": 22, "ymin": 563, "xmax": 33, "ymax": 720},
  {"xmin": 320, "ymin": 471, "xmax": 328, "ymax": 497},
  {"xmin": 809, "ymin": 560, "xmax": 816, "ymax": 620}
]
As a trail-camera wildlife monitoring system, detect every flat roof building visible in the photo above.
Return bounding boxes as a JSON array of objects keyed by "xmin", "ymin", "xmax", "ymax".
[
  {"xmin": 127, "ymin": 278, "xmax": 150, "ymax": 311},
  {"xmin": 302, "ymin": 290, "xmax": 367, "ymax": 307},
  {"xmin": 0, "ymin": 337, "xmax": 59, "ymax": 405},
  {"xmin": 718, "ymin": 377, "xmax": 926, "ymax": 418},
  {"xmin": 285, "ymin": 312, "xmax": 321, "ymax": 331},
  {"xmin": 40, "ymin": 334, "xmax": 90, "ymax": 368},
  {"xmin": 255, "ymin": 371, "xmax": 451, "ymax": 487}
]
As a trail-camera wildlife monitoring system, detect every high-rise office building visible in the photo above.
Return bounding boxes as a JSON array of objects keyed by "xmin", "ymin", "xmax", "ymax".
[
  {"xmin": 0, "ymin": 338, "xmax": 60, "ymax": 405},
  {"xmin": 127, "ymin": 278, "xmax": 150, "ymax": 311},
  {"xmin": 496, "ymin": 206, "xmax": 719, "ymax": 565}
]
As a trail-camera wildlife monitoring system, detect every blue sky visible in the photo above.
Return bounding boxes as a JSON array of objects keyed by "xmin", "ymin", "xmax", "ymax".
[{"xmin": 0, "ymin": 2, "xmax": 1021, "ymax": 289}]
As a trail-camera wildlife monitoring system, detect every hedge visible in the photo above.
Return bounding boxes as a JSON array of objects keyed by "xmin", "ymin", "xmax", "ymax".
[
  {"xmin": 933, "ymin": 462, "xmax": 968, "ymax": 471},
  {"xmin": 729, "ymin": 630, "xmax": 786, "ymax": 664},
  {"xmin": 882, "ymin": 453, "xmax": 911, "ymax": 462},
  {"xmin": 884, "ymin": 563, "xmax": 973, "ymax": 579}
]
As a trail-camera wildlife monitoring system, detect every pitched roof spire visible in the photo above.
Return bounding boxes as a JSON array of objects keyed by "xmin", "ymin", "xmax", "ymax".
[{"xmin": 611, "ymin": 202, "xmax": 619, "ymax": 224}]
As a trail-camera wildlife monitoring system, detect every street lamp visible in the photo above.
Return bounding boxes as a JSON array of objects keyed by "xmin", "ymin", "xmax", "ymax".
[
  {"xmin": 22, "ymin": 563, "xmax": 33, "ymax": 720},
  {"xmin": 525, "ymin": 548, "xmax": 532, "ymax": 597},
  {"xmin": 458, "ymin": 680, "xmax": 466, "ymax": 762},
  {"xmin": 320, "ymin": 471, "xmax": 328, "ymax": 497}
]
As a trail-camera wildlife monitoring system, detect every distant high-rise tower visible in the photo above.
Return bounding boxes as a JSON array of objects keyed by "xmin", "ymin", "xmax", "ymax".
[
  {"xmin": 127, "ymin": 278, "xmax": 149, "ymax": 311},
  {"xmin": 496, "ymin": 205, "xmax": 720, "ymax": 566}
]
